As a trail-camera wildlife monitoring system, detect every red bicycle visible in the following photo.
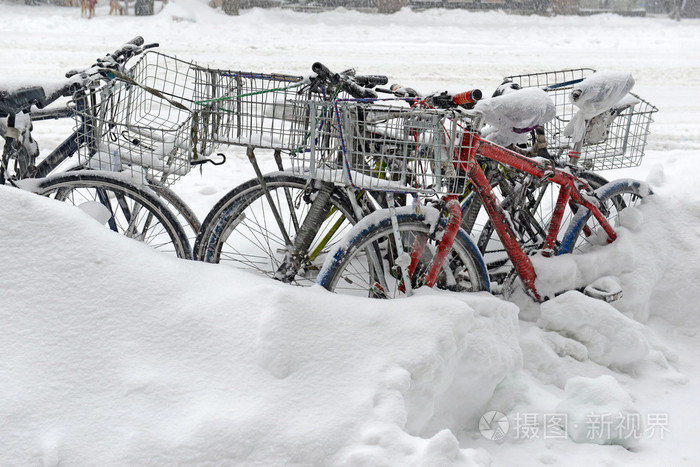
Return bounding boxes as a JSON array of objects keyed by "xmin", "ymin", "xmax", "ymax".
[{"xmin": 317, "ymin": 72, "xmax": 654, "ymax": 301}]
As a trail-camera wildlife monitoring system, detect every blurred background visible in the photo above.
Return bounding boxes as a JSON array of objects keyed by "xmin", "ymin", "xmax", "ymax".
[{"xmin": 10, "ymin": 0, "xmax": 699, "ymax": 20}]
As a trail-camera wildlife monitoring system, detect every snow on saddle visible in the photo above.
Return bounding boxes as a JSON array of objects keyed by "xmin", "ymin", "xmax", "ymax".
[
  {"xmin": 564, "ymin": 71, "xmax": 637, "ymax": 144},
  {"xmin": 474, "ymin": 87, "xmax": 556, "ymax": 147}
]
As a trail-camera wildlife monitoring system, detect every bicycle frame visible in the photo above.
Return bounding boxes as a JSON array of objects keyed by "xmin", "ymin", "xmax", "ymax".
[
  {"xmin": 34, "ymin": 99, "xmax": 92, "ymax": 177},
  {"xmin": 458, "ymin": 132, "xmax": 618, "ymax": 301},
  {"xmin": 229, "ymin": 91, "xmax": 409, "ymax": 282},
  {"xmin": 1, "ymin": 101, "xmax": 88, "ymax": 183}
]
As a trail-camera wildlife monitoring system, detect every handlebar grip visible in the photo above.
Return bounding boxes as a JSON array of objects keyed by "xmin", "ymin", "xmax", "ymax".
[
  {"xmin": 354, "ymin": 75, "xmax": 389, "ymax": 87},
  {"xmin": 452, "ymin": 89, "xmax": 482, "ymax": 106},
  {"xmin": 127, "ymin": 36, "xmax": 145, "ymax": 47},
  {"xmin": 312, "ymin": 62, "xmax": 332, "ymax": 80},
  {"xmin": 389, "ymin": 84, "xmax": 420, "ymax": 98},
  {"xmin": 343, "ymin": 81, "xmax": 377, "ymax": 99},
  {"xmin": 311, "ymin": 61, "xmax": 340, "ymax": 86},
  {"xmin": 108, "ymin": 36, "xmax": 148, "ymax": 62}
]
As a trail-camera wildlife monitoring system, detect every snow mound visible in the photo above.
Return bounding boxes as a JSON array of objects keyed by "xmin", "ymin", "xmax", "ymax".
[
  {"xmin": 556, "ymin": 375, "xmax": 641, "ymax": 449},
  {"xmin": 519, "ymin": 326, "xmax": 602, "ymax": 388},
  {"xmin": 539, "ymin": 292, "xmax": 654, "ymax": 369},
  {"xmin": 0, "ymin": 185, "xmax": 520, "ymax": 465}
]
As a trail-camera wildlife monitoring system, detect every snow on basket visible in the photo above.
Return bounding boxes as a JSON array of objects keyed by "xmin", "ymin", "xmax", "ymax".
[
  {"xmin": 73, "ymin": 51, "xmax": 204, "ymax": 186},
  {"xmin": 503, "ymin": 68, "xmax": 658, "ymax": 171}
]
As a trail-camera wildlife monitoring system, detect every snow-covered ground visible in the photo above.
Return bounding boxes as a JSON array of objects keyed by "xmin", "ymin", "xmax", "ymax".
[{"xmin": 1, "ymin": 1, "xmax": 699, "ymax": 465}]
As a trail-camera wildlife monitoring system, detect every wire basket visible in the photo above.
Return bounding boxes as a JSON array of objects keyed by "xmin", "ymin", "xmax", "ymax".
[
  {"xmin": 504, "ymin": 69, "xmax": 658, "ymax": 170},
  {"xmin": 73, "ymin": 51, "xmax": 202, "ymax": 185},
  {"xmin": 192, "ymin": 67, "xmax": 317, "ymax": 154},
  {"xmin": 292, "ymin": 99, "xmax": 477, "ymax": 196},
  {"xmin": 287, "ymin": 99, "xmax": 343, "ymax": 181}
]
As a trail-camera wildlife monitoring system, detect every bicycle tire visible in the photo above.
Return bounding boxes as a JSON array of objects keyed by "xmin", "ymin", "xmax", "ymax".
[
  {"xmin": 317, "ymin": 207, "xmax": 490, "ymax": 298},
  {"xmin": 194, "ymin": 172, "xmax": 360, "ymax": 286},
  {"xmin": 58, "ymin": 167, "xmax": 201, "ymax": 248},
  {"xmin": 558, "ymin": 178, "xmax": 653, "ymax": 255},
  {"xmin": 34, "ymin": 171, "xmax": 192, "ymax": 259}
]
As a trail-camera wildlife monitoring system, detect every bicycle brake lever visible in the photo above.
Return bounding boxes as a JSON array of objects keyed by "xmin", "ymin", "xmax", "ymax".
[
  {"xmin": 307, "ymin": 75, "xmax": 324, "ymax": 94},
  {"xmin": 339, "ymin": 68, "xmax": 356, "ymax": 80}
]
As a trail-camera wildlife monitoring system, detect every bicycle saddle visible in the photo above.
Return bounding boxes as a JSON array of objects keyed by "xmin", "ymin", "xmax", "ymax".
[
  {"xmin": 564, "ymin": 71, "xmax": 635, "ymax": 142},
  {"xmin": 474, "ymin": 87, "xmax": 556, "ymax": 147}
]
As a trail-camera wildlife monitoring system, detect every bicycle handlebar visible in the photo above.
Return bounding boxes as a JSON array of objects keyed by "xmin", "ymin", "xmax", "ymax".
[
  {"xmin": 311, "ymin": 62, "xmax": 336, "ymax": 83},
  {"xmin": 310, "ymin": 62, "xmax": 388, "ymax": 99},
  {"xmin": 101, "ymin": 35, "xmax": 145, "ymax": 64},
  {"xmin": 376, "ymin": 84, "xmax": 482, "ymax": 109},
  {"xmin": 384, "ymin": 84, "xmax": 420, "ymax": 98},
  {"xmin": 354, "ymin": 75, "xmax": 389, "ymax": 87},
  {"xmin": 96, "ymin": 36, "xmax": 158, "ymax": 70},
  {"xmin": 0, "ymin": 37, "xmax": 158, "ymax": 119},
  {"xmin": 453, "ymin": 89, "xmax": 482, "ymax": 106},
  {"xmin": 342, "ymin": 80, "xmax": 378, "ymax": 99}
]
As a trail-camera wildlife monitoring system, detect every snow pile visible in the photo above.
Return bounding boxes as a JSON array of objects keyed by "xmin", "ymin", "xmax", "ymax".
[
  {"xmin": 539, "ymin": 292, "xmax": 660, "ymax": 369},
  {"xmin": 0, "ymin": 185, "xmax": 521, "ymax": 465},
  {"xmin": 556, "ymin": 375, "xmax": 641, "ymax": 448}
]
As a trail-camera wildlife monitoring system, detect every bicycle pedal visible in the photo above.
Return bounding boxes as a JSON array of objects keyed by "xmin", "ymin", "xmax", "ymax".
[
  {"xmin": 370, "ymin": 282, "xmax": 388, "ymax": 299},
  {"xmin": 582, "ymin": 276, "xmax": 623, "ymax": 303}
]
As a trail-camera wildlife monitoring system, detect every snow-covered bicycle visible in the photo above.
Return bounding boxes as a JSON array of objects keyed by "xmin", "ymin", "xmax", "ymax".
[
  {"xmin": 0, "ymin": 37, "xmax": 210, "ymax": 258},
  {"xmin": 192, "ymin": 62, "xmax": 415, "ymax": 285},
  {"xmin": 317, "ymin": 71, "xmax": 656, "ymax": 301},
  {"xmin": 470, "ymin": 69, "xmax": 658, "ymax": 288}
]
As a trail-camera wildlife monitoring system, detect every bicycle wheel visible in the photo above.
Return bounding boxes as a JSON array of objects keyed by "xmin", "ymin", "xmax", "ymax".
[
  {"xmin": 194, "ymin": 173, "xmax": 360, "ymax": 286},
  {"xmin": 58, "ymin": 167, "xmax": 201, "ymax": 249},
  {"xmin": 317, "ymin": 207, "xmax": 490, "ymax": 299},
  {"xmin": 477, "ymin": 171, "xmax": 608, "ymax": 286},
  {"xmin": 35, "ymin": 171, "xmax": 191, "ymax": 259},
  {"xmin": 559, "ymin": 178, "xmax": 653, "ymax": 255}
]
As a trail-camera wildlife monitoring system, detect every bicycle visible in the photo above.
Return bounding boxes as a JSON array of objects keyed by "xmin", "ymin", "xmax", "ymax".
[
  {"xmin": 192, "ymin": 62, "xmax": 412, "ymax": 285},
  {"xmin": 470, "ymin": 69, "xmax": 657, "ymax": 289},
  {"xmin": 317, "ymin": 71, "xmax": 656, "ymax": 302},
  {"xmin": 286, "ymin": 94, "xmax": 493, "ymax": 298},
  {"xmin": 358, "ymin": 77, "xmax": 609, "ymax": 291},
  {"xmin": 359, "ymin": 78, "xmax": 611, "ymax": 290},
  {"xmin": 1, "ymin": 38, "xmax": 218, "ymax": 258}
]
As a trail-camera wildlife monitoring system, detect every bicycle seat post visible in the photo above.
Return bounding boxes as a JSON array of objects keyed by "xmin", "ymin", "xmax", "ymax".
[{"xmin": 568, "ymin": 139, "xmax": 584, "ymax": 166}]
